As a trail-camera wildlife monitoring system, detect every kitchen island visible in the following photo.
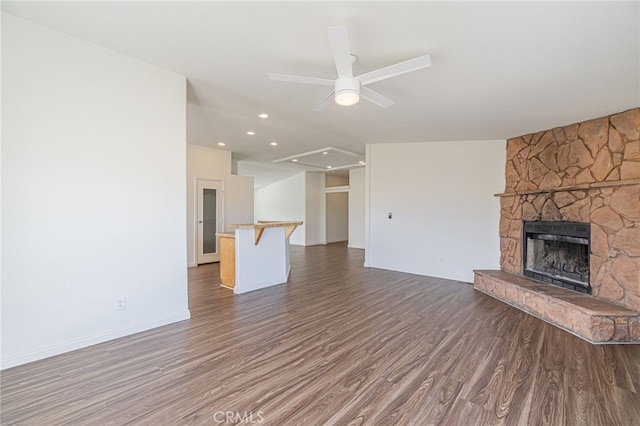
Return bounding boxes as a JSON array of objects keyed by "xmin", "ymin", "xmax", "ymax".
[{"xmin": 216, "ymin": 221, "xmax": 302, "ymax": 294}]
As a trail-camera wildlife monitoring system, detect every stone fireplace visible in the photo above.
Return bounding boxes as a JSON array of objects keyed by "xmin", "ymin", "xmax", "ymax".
[{"xmin": 474, "ymin": 108, "xmax": 640, "ymax": 343}]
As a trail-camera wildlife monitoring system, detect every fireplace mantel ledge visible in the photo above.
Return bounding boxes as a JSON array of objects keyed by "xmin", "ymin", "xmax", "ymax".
[{"xmin": 494, "ymin": 178, "xmax": 640, "ymax": 198}]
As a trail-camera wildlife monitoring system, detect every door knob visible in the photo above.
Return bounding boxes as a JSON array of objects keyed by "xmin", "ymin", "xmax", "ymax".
[{"xmin": 198, "ymin": 220, "xmax": 203, "ymax": 224}]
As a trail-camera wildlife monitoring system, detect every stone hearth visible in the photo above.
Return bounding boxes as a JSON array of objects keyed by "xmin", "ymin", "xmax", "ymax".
[
  {"xmin": 475, "ymin": 271, "xmax": 639, "ymax": 343},
  {"xmin": 475, "ymin": 108, "xmax": 640, "ymax": 343}
]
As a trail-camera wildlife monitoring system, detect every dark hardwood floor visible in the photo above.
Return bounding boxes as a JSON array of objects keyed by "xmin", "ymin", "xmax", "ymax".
[{"xmin": 2, "ymin": 244, "xmax": 639, "ymax": 425}]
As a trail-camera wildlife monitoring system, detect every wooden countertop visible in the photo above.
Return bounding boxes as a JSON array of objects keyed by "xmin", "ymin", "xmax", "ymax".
[
  {"xmin": 216, "ymin": 233, "xmax": 235, "ymax": 238},
  {"xmin": 230, "ymin": 221, "xmax": 303, "ymax": 230},
  {"xmin": 229, "ymin": 221, "xmax": 303, "ymax": 245}
]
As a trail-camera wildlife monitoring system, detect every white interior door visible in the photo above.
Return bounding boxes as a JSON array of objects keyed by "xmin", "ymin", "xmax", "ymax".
[{"xmin": 197, "ymin": 179, "xmax": 223, "ymax": 264}]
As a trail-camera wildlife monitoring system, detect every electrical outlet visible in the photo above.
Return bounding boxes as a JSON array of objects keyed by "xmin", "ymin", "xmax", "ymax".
[{"xmin": 115, "ymin": 297, "xmax": 126, "ymax": 311}]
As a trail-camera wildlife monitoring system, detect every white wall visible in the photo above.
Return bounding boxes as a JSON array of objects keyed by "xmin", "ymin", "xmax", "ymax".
[
  {"xmin": 366, "ymin": 140, "xmax": 505, "ymax": 283},
  {"xmin": 1, "ymin": 14, "xmax": 189, "ymax": 369},
  {"xmin": 348, "ymin": 168, "xmax": 366, "ymax": 249},
  {"xmin": 225, "ymin": 174, "xmax": 255, "ymax": 230},
  {"xmin": 185, "ymin": 144, "xmax": 253, "ymax": 266},
  {"xmin": 305, "ymin": 172, "xmax": 325, "ymax": 246},
  {"xmin": 254, "ymin": 173, "xmax": 306, "ymax": 245},
  {"xmin": 253, "ymin": 171, "xmax": 326, "ymax": 246},
  {"xmin": 326, "ymin": 192, "xmax": 349, "ymax": 243},
  {"xmin": 187, "ymin": 144, "xmax": 232, "ymax": 176}
]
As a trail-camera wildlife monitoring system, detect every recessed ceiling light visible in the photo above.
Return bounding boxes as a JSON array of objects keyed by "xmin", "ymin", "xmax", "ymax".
[
  {"xmin": 322, "ymin": 151, "xmax": 328, "ymax": 155},
  {"xmin": 270, "ymin": 141, "xmax": 278, "ymax": 146},
  {"xmin": 258, "ymin": 113, "xmax": 269, "ymax": 119},
  {"xmin": 247, "ymin": 131, "xmax": 255, "ymax": 136},
  {"xmin": 326, "ymin": 166, "xmax": 332, "ymax": 169},
  {"xmin": 358, "ymin": 160, "xmax": 365, "ymax": 164},
  {"xmin": 217, "ymin": 142, "xmax": 226, "ymax": 146},
  {"xmin": 291, "ymin": 159, "xmax": 298, "ymax": 162}
]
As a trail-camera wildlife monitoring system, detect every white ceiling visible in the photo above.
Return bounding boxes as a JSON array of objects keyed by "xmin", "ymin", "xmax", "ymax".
[
  {"xmin": 272, "ymin": 147, "xmax": 365, "ymax": 170},
  {"xmin": 3, "ymin": 1, "xmax": 639, "ymax": 171}
]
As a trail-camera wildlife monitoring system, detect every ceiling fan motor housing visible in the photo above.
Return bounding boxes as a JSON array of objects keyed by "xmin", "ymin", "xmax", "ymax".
[{"xmin": 334, "ymin": 78, "xmax": 360, "ymax": 106}]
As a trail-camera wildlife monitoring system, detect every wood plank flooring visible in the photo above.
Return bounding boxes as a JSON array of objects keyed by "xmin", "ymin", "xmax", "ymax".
[{"xmin": 2, "ymin": 244, "xmax": 639, "ymax": 425}]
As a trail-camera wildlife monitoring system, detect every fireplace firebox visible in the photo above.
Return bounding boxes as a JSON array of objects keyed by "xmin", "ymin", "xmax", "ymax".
[{"xmin": 522, "ymin": 221, "xmax": 591, "ymax": 294}]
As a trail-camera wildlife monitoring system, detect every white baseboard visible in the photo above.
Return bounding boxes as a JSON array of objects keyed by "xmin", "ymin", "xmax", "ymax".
[
  {"xmin": 0, "ymin": 310, "xmax": 191, "ymax": 370},
  {"xmin": 188, "ymin": 262, "xmax": 197, "ymax": 267}
]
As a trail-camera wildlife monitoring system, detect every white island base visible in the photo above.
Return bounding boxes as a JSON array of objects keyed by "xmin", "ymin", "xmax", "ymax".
[{"xmin": 218, "ymin": 221, "xmax": 302, "ymax": 294}]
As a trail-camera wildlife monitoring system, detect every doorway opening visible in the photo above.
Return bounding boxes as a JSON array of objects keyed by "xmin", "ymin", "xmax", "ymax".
[{"xmin": 325, "ymin": 173, "xmax": 349, "ymax": 244}]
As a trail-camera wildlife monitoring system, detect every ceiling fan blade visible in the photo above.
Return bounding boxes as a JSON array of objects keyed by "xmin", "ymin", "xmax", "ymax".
[
  {"xmin": 360, "ymin": 87, "xmax": 395, "ymax": 108},
  {"xmin": 312, "ymin": 92, "xmax": 335, "ymax": 111},
  {"xmin": 327, "ymin": 26, "xmax": 353, "ymax": 78},
  {"xmin": 357, "ymin": 55, "xmax": 431, "ymax": 86},
  {"xmin": 268, "ymin": 73, "xmax": 334, "ymax": 86}
]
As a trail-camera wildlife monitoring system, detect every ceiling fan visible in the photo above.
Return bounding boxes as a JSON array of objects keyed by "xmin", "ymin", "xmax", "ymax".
[{"xmin": 268, "ymin": 26, "xmax": 431, "ymax": 111}]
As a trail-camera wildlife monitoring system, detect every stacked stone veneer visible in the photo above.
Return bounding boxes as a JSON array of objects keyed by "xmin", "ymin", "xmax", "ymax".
[
  {"xmin": 475, "ymin": 108, "xmax": 640, "ymax": 343},
  {"xmin": 499, "ymin": 108, "xmax": 640, "ymax": 312}
]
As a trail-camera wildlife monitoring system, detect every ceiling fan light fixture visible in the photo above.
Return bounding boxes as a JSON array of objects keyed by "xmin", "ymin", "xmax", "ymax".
[
  {"xmin": 334, "ymin": 78, "xmax": 361, "ymax": 106},
  {"xmin": 335, "ymin": 89, "xmax": 359, "ymax": 106}
]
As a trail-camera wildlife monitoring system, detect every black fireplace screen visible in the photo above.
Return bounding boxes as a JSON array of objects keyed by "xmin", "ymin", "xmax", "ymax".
[{"xmin": 523, "ymin": 221, "xmax": 591, "ymax": 294}]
